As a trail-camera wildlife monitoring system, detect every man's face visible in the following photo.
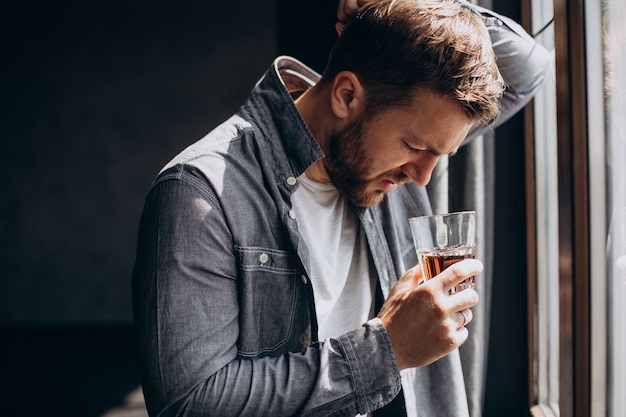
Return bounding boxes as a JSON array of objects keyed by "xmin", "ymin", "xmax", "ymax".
[{"xmin": 325, "ymin": 90, "xmax": 474, "ymax": 207}]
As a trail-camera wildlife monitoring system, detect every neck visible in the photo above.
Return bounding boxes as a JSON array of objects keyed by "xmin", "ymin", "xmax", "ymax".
[{"xmin": 294, "ymin": 85, "xmax": 334, "ymax": 183}]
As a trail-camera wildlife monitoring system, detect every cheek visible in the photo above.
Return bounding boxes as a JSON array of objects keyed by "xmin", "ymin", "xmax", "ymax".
[{"xmin": 367, "ymin": 149, "xmax": 409, "ymax": 174}]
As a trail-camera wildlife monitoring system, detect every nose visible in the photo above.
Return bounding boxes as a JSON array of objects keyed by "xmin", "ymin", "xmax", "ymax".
[{"xmin": 401, "ymin": 153, "xmax": 440, "ymax": 186}]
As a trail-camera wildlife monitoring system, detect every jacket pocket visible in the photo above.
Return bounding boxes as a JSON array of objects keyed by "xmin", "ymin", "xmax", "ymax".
[{"xmin": 235, "ymin": 246, "xmax": 310, "ymax": 357}]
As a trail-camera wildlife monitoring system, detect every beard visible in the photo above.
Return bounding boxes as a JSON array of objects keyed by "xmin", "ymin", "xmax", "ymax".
[{"xmin": 324, "ymin": 118, "xmax": 408, "ymax": 207}]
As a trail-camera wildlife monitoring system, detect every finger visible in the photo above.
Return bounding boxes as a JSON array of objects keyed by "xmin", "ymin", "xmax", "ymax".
[
  {"xmin": 335, "ymin": 21, "xmax": 345, "ymax": 36},
  {"xmin": 437, "ymin": 259, "xmax": 483, "ymax": 293},
  {"xmin": 336, "ymin": 0, "xmax": 355, "ymax": 23},
  {"xmin": 336, "ymin": 0, "xmax": 375, "ymax": 36},
  {"xmin": 394, "ymin": 265, "xmax": 422, "ymax": 291},
  {"xmin": 457, "ymin": 308, "xmax": 472, "ymax": 329},
  {"xmin": 450, "ymin": 287, "xmax": 479, "ymax": 312},
  {"xmin": 452, "ymin": 326, "xmax": 470, "ymax": 347},
  {"xmin": 337, "ymin": 0, "xmax": 373, "ymax": 23}
]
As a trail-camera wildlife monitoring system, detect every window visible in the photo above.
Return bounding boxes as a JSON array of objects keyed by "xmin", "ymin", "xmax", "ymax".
[
  {"xmin": 528, "ymin": 0, "xmax": 626, "ymax": 416},
  {"xmin": 600, "ymin": 2, "xmax": 626, "ymax": 414},
  {"xmin": 526, "ymin": 0, "xmax": 558, "ymax": 413}
]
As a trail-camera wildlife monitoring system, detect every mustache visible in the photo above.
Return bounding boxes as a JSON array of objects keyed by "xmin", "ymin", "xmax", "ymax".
[{"xmin": 373, "ymin": 170, "xmax": 410, "ymax": 184}]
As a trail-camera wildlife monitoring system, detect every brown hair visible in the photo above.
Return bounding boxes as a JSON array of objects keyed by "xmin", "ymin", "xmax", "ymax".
[{"xmin": 320, "ymin": 0, "xmax": 505, "ymax": 124}]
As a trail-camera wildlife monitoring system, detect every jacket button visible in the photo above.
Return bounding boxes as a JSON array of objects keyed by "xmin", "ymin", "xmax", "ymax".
[
  {"xmin": 259, "ymin": 253, "xmax": 269, "ymax": 264},
  {"xmin": 286, "ymin": 176, "xmax": 297, "ymax": 186},
  {"xmin": 288, "ymin": 210, "xmax": 296, "ymax": 219},
  {"xmin": 301, "ymin": 275, "xmax": 308, "ymax": 284}
]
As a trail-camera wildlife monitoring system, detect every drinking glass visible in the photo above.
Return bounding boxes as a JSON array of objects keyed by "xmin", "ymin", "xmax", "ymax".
[{"xmin": 409, "ymin": 211, "xmax": 476, "ymax": 294}]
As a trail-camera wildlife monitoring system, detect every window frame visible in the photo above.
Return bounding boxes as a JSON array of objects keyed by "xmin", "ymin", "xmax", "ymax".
[{"xmin": 524, "ymin": 0, "xmax": 594, "ymax": 415}]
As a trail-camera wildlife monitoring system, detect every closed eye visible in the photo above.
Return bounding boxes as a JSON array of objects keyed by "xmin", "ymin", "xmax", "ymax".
[
  {"xmin": 403, "ymin": 141, "xmax": 423, "ymax": 154},
  {"xmin": 404, "ymin": 140, "xmax": 449, "ymax": 157}
]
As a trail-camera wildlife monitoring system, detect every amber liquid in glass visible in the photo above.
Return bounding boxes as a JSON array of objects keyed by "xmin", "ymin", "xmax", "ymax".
[{"xmin": 418, "ymin": 246, "xmax": 475, "ymax": 293}]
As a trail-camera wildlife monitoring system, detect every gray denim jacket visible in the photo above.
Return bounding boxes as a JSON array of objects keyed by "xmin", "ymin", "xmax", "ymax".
[{"xmin": 133, "ymin": 5, "xmax": 550, "ymax": 417}]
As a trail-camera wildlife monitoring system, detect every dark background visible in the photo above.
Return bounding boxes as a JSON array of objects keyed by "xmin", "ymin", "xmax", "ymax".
[
  {"xmin": 1, "ymin": 0, "xmax": 278, "ymax": 325},
  {"xmin": 1, "ymin": 0, "xmax": 529, "ymax": 415}
]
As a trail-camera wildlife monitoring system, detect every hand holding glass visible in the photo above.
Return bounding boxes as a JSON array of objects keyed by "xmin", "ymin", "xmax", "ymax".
[{"xmin": 409, "ymin": 211, "xmax": 476, "ymax": 294}]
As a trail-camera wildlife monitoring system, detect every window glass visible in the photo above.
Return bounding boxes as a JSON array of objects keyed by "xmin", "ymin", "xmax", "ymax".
[
  {"xmin": 529, "ymin": 0, "xmax": 559, "ymax": 414},
  {"xmin": 603, "ymin": 2, "xmax": 626, "ymax": 415},
  {"xmin": 530, "ymin": 1, "xmax": 626, "ymax": 415}
]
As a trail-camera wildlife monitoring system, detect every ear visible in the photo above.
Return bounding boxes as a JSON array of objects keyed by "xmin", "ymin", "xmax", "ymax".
[{"xmin": 330, "ymin": 71, "xmax": 367, "ymax": 120}]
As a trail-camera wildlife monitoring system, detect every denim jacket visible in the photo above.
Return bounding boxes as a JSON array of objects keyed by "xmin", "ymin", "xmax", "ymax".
[{"xmin": 132, "ymin": 4, "xmax": 550, "ymax": 416}]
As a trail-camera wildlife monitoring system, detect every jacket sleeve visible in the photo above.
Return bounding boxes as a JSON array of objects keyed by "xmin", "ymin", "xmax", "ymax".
[
  {"xmin": 465, "ymin": 2, "xmax": 552, "ymax": 139},
  {"xmin": 131, "ymin": 169, "xmax": 401, "ymax": 417}
]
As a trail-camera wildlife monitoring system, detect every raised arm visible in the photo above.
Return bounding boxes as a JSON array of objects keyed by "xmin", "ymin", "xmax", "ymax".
[{"xmin": 465, "ymin": 2, "xmax": 551, "ymax": 138}]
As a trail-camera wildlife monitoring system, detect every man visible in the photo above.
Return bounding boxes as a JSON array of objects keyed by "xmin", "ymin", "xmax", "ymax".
[{"xmin": 132, "ymin": 0, "xmax": 550, "ymax": 416}]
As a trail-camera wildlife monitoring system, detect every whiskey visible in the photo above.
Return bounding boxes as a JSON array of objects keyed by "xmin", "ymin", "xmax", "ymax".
[{"xmin": 418, "ymin": 246, "xmax": 475, "ymax": 293}]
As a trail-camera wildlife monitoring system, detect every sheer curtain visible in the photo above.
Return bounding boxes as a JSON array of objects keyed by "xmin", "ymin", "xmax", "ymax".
[{"xmin": 603, "ymin": 1, "xmax": 626, "ymax": 414}]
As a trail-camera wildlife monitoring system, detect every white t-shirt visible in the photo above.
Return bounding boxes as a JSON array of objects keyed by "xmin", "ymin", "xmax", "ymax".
[{"xmin": 291, "ymin": 173, "xmax": 377, "ymax": 341}]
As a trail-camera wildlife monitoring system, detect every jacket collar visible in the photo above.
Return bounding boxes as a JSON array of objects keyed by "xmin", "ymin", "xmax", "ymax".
[{"xmin": 244, "ymin": 56, "xmax": 325, "ymax": 180}]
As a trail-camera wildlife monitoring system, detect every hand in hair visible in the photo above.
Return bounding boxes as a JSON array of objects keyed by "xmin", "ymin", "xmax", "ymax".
[{"xmin": 336, "ymin": 0, "xmax": 371, "ymax": 35}]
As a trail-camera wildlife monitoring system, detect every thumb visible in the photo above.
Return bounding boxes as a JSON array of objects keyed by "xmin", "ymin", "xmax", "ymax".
[{"xmin": 393, "ymin": 265, "xmax": 423, "ymax": 292}]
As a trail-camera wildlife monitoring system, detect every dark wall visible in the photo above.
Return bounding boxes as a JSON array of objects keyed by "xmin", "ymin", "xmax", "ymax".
[
  {"xmin": 1, "ymin": 0, "xmax": 277, "ymax": 324},
  {"xmin": 276, "ymin": 0, "xmax": 338, "ymax": 73}
]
